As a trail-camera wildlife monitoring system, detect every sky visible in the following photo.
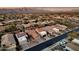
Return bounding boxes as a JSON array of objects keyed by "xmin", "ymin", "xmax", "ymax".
[{"xmin": 0, "ymin": 0, "xmax": 78, "ymax": 7}]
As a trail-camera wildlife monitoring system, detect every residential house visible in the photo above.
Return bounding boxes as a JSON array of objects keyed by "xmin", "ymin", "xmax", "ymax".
[
  {"xmin": 0, "ymin": 22, "xmax": 3, "ymax": 26},
  {"xmin": 66, "ymin": 43, "xmax": 79, "ymax": 51},
  {"xmin": 15, "ymin": 32, "xmax": 28, "ymax": 45},
  {"xmin": 43, "ymin": 26, "xmax": 59, "ymax": 36},
  {"xmin": 52, "ymin": 28, "xmax": 59, "ymax": 33},
  {"xmin": 25, "ymin": 29, "xmax": 40, "ymax": 42},
  {"xmin": 16, "ymin": 24, "xmax": 24, "ymax": 31},
  {"xmin": 22, "ymin": 23, "xmax": 32, "ymax": 29},
  {"xmin": 42, "ymin": 26, "xmax": 54, "ymax": 35},
  {"xmin": 55, "ymin": 24, "xmax": 67, "ymax": 31},
  {"xmin": 3, "ymin": 19, "xmax": 22, "ymax": 25},
  {"xmin": 1, "ymin": 34, "xmax": 16, "ymax": 51},
  {"xmin": 66, "ymin": 39, "xmax": 79, "ymax": 51},
  {"xmin": 35, "ymin": 28, "xmax": 47, "ymax": 37}
]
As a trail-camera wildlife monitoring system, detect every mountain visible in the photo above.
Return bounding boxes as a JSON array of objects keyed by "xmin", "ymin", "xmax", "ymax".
[{"xmin": 0, "ymin": 7, "xmax": 79, "ymax": 14}]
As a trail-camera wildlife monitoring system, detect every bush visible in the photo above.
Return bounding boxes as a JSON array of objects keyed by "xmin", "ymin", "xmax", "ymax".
[{"xmin": 5, "ymin": 24, "xmax": 17, "ymax": 32}]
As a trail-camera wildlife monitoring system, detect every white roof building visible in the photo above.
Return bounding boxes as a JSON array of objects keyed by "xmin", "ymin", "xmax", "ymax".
[
  {"xmin": 35, "ymin": 28, "xmax": 47, "ymax": 37},
  {"xmin": 39, "ymin": 31, "xmax": 47, "ymax": 37},
  {"xmin": 52, "ymin": 28, "xmax": 59, "ymax": 33},
  {"xmin": 55, "ymin": 24, "xmax": 67, "ymax": 31},
  {"xmin": 72, "ymin": 38, "xmax": 79, "ymax": 45},
  {"xmin": 15, "ymin": 32, "xmax": 28, "ymax": 45}
]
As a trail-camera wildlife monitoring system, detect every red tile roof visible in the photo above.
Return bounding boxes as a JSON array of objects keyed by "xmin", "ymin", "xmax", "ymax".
[{"xmin": 25, "ymin": 30, "xmax": 39, "ymax": 41}]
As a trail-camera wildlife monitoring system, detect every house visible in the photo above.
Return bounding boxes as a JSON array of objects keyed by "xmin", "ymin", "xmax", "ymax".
[
  {"xmin": 52, "ymin": 28, "xmax": 59, "ymax": 33},
  {"xmin": 42, "ymin": 26, "xmax": 54, "ymax": 35},
  {"xmin": 1, "ymin": 34, "xmax": 16, "ymax": 51},
  {"xmin": 66, "ymin": 43, "xmax": 79, "ymax": 51},
  {"xmin": 55, "ymin": 24, "xmax": 67, "ymax": 31},
  {"xmin": 43, "ymin": 26, "xmax": 59, "ymax": 36},
  {"xmin": 25, "ymin": 30, "xmax": 40, "ymax": 42},
  {"xmin": 66, "ymin": 39, "xmax": 79, "ymax": 51},
  {"xmin": 2, "ymin": 19, "xmax": 22, "ymax": 25},
  {"xmin": 0, "ymin": 22, "xmax": 3, "ymax": 26},
  {"xmin": 15, "ymin": 32, "xmax": 28, "ymax": 45},
  {"xmin": 22, "ymin": 23, "xmax": 32, "ymax": 29},
  {"xmin": 72, "ymin": 38, "xmax": 79, "ymax": 45},
  {"xmin": 35, "ymin": 28, "xmax": 47, "ymax": 37},
  {"xmin": 16, "ymin": 24, "xmax": 24, "ymax": 31}
]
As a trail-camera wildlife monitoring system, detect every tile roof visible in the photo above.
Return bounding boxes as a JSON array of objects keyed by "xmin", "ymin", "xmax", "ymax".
[
  {"xmin": 42, "ymin": 26, "xmax": 55, "ymax": 34},
  {"xmin": 25, "ymin": 30, "xmax": 39, "ymax": 40}
]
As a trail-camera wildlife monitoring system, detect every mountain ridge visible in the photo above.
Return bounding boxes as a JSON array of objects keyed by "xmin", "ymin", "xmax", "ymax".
[{"xmin": 0, "ymin": 7, "xmax": 79, "ymax": 14}]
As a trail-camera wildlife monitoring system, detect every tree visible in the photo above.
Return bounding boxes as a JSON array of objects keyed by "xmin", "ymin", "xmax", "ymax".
[
  {"xmin": 0, "ymin": 15, "xmax": 4, "ymax": 21},
  {"xmin": 5, "ymin": 24, "xmax": 17, "ymax": 32}
]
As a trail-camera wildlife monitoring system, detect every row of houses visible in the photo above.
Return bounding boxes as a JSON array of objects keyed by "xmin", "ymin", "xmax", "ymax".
[
  {"xmin": 2, "ymin": 19, "xmax": 22, "ymax": 25},
  {"xmin": 1, "ymin": 24, "xmax": 67, "ymax": 51},
  {"xmin": 0, "ymin": 19, "xmax": 22, "ymax": 32}
]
